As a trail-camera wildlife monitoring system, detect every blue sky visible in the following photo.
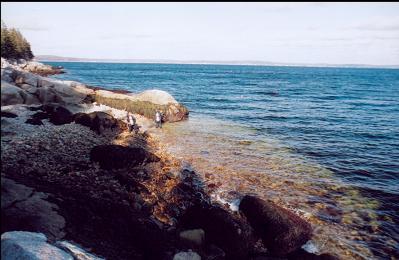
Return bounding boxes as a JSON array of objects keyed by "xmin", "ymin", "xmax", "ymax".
[{"xmin": 2, "ymin": 2, "xmax": 399, "ymax": 65}]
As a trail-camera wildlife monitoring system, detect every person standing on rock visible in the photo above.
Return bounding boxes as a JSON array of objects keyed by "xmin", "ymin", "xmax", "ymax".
[
  {"xmin": 155, "ymin": 110, "xmax": 162, "ymax": 128},
  {"xmin": 126, "ymin": 111, "xmax": 136, "ymax": 133}
]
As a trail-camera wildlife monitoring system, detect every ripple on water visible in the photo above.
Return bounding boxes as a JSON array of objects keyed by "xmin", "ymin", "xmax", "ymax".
[{"xmin": 152, "ymin": 115, "xmax": 395, "ymax": 260}]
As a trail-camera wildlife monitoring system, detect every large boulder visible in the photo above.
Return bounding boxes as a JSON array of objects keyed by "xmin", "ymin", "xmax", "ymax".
[
  {"xmin": 74, "ymin": 111, "xmax": 127, "ymax": 134},
  {"xmin": 239, "ymin": 195, "xmax": 312, "ymax": 256},
  {"xmin": 1, "ymin": 231, "xmax": 73, "ymax": 260},
  {"xmin": 90, "ymin": 144, "xmax": 160, "ymax": 170},
  {"xmin": 135, "ymin": 89, "xmax": 178, "ymax": 105},
  {"xmin": 179, "ymin": 204, "xmax": 255, "ymax": 259}
]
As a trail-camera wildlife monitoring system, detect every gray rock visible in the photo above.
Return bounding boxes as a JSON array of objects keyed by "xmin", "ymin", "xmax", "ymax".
[
  {"xmin": 173, "ymin": 251, "xmax": 201, "ymax": 260},
  {"xmin": 15, "ymin": 72, "xmax": 38, "ymax": 87},
  {"xmin": 37, "ymin": 86, "xmax": 64, "ymax": 104},
  {"xmin": 1, "ymin": 178, "xmax": 34, "ymax": 208},
  {"xmin": 1, "ymin": 69, "xmax": 14, "ymax": 83},
  {"xmin": 1, "ymin": 231, "xmax": 73, "ymax": 260},
  {"xmin": 179, "ymin": 229, "xmax": 205, "ymax": 246},
  {"xmin": 1, "ymin": 81, "xmax": 25, "ymax": 105},
  {"xmin": 19, "ymin": 83, "xmax": 39, "ymax": 95},
  {"xmin": 37, "ymin": 78, "xmax": 55, "ymax": 88}
]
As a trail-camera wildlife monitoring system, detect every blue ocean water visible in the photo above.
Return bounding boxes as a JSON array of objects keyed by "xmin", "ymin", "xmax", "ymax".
[{"xmin": 46, "ymin": 62, "xmax": 399, "ymax": 258}]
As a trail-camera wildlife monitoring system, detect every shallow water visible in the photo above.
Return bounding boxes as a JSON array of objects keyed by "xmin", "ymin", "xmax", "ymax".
[{"xmin": 47, "ymin": 62, "xmax": 399, "ymax": 259}]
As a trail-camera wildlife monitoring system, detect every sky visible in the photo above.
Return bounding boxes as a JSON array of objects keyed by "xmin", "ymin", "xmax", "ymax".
[{"xmin": 1, "ymin": 2, "xmax": 399, "ymax": 65}]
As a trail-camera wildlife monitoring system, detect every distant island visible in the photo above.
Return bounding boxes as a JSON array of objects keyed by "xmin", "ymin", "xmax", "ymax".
[{"xmin": 36, "ymin": 55, "xmax": 399, "ymax": 69}]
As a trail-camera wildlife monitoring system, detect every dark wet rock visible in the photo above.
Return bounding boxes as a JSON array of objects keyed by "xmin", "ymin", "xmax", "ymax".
[
  {"xmin": 90, "ymin": 144, "xmax": 160, "ymax": 170},
  {"xmin": 239, "ymin": 195, "xmax": 312, "ymax": 256},
  {"xmin": 74, "ymin": 111, "xmax": 127, "ymax": 134},
  {"xmin": 1, "ymin": 111, "xmax": 18, "ymax": 118},
  {"xmin": 25, "ymin": 117, "xmax": 44, "ymax": 125},
  {"xmin": 179, "ymin": 228, "xmax": 205, "ymax": 246},
  {"xmin": 204, "ymin": 244, "xmax": 226, "ymax": 260},
  {"xmin": 179, "ymin": 204, "xmax": 255, "ymax": 259},
  {"xmin": 287, "ymin": 249, "xmax": 340, "ymax": 260},
  {"xmin": 48, "ymin": 106, "xmax": 73, "ymax": 125},
  {"xmin": 1, "ymin": 178, "xmax": 66, "ymax": 241},
  {"xmin": 32, "ymin": 111, "xmax": 50, "ymax": 120}
]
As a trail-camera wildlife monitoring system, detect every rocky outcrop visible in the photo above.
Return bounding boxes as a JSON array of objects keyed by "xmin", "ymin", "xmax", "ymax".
[
  {"xmin": 1, "ymin": 231, "xmax": 104, "ymax": 260},
  {"xmin": 21, "ymin": 61, "xmax": 65, "ymax": 76},
  {"xmin": 90, "ymin": 144, "xmax": 160, "ymax": 170},
  {"xmin": 2, "ymin": 59, "xmax": 188, "ymax": 122},
  {"xmin": 92, "ymin": 89, "xmax": 189, "ymax": 122},
  {"xmin": 239, "ymin": 195, "xmax": 313, "ymax": 256},
  {"xmin": 1, "ymin": 80, "xmax": 40, "ymax": 106},
  {"xmin": 1, "ymin": 178, "xmax": 66, "ymax": 241},
  {"xmin": 1, "ymin": 57, "xmax": 65, "ymax": 76}
]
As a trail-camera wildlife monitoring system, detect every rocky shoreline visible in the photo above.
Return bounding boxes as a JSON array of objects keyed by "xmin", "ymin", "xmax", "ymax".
[{"xmin": 1, "ymin": 59, "xmax": 339, "ymax": 259}]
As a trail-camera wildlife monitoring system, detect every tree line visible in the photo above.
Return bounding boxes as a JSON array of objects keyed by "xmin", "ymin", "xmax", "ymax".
[{"xmin": 1, "ymin": 20, "xmax": 34, "ymax": 60}]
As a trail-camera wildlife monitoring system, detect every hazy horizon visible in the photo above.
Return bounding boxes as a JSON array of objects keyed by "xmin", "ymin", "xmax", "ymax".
[{"xmin": 2, "ymin": 2, "xmax": 399, "ymax": 66}]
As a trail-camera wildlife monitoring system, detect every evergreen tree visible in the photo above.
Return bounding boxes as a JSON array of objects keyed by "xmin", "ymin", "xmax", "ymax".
[{"xmin": 1, "ymin": 20, "xmax": 34, "ymax": 60}]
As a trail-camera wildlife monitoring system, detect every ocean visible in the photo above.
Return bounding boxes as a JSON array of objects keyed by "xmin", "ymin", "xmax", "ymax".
[{"xmin": 46, "ymin": 62, "xmax": 399, "ymax": 259}]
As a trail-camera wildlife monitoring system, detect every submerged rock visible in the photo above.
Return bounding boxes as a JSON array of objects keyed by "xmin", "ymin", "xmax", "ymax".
[
  {"xmin": 90, "ymin": 144, "xmax": 160, "ymax": 170},
  {"xmin": 239, "ymin": 195, "xmax": 312, "ymax": 256}
]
